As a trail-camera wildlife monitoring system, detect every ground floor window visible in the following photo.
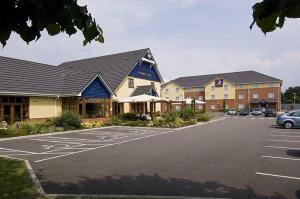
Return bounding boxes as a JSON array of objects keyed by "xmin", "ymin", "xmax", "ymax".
[
  {"xmin": 86, "ymin": 103, "xmax": 106, "ymax": 118},
  {"xmin": 210, "ymin": 105, "xmax": 216, "ymax": 110},
  {"xmin": 175, "ymin": 105, "xmax": 180, "ymax": 111},
  {"xmin": 239, "ymin": 104, "xmax": 245, "ymax": 109},
  {"xmin": 198, "ymin": 105, "xmax": 203, "ymax": 110},
  {"xmin": 0, "ymin": 96, "xmax": 29, "ymax": 125}
]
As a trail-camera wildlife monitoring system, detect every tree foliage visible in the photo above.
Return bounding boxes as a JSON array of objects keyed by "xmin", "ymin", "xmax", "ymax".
[
  {"xmin": 251, "ymin": 0, "xmax": 300, "ymax": 33},
  {"xmin": 0, "ymin": 0, "xmax": 104, "ymax": 46},
  {"xmin": 281, "ymin": 86, "xmax": 300, "ymax": 103}
]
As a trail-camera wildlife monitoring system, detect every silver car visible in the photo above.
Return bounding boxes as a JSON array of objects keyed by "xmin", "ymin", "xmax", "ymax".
[
  {"xmin": 276, "ymin": 110, "xmax": 300, "ymax": 129},
  {"xmin": 252, "ymin": 108, "xmax": 263, "ymax": 116}
]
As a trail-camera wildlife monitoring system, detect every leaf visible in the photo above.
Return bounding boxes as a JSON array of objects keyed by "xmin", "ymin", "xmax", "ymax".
[{"xmin": 46, "ymin": 23, "xmax": 61, "ymax": 36}]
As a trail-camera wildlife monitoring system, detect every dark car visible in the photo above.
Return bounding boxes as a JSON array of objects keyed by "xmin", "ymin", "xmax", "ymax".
[
  {"xmin": 265, "ymin": 109, "xmax": 276, "ymax": 117},
  {"xmin": 239, "ymin": 109, "xmax": 249, "ymax": 116}
]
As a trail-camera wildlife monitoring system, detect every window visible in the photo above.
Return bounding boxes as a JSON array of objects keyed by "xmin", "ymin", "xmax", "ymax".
[
  {"xmin": 166, "ymin": 97, "xmax": 169, "ymax": 99},
  {"xmin": 253, "ymin": 93, "xmax": 258, "ymax": 99},
  {"xmin": 268, "ymin": 83, "xmax": 274, "ymax": 87},
  {"xmin": 239, "ymin": 84, "xmax": 244, "ymax": 88},
  {"xmin": 175, "ymin": 105, "xmax": 180, "ymax": 111},
  {"xmin": 176, "ymin": 88, "xmax": 180, "ymax": 93},
  {"xmin": 210, "ymin": 105, "xmax": 216, "ymax": 110},
  {"xmin": 225, "ymin": 104, "xmax": 229, "ymax": 109},
  {"xmin": 128, "ymin": 78, "xmax": 134, "ymax": 88},
  {"xmin": 198, "ymin": 105, "xmax": 204, "ymax": 109},
  {"xmin": 239, "ymin": 94, "xmax": 244, "ymax": 99},
  {"xmin": 151, "ymin": 82, "xmax": 155, "ymax": 86},
  {"xmin": 165, "ymin": 89, "xmax": 169, "ymax": 94},
  {"xmin": 252, "ymin": 83, "xmax": 259, "ymax": 88},
  {"xmin": 239, "ymin": 104, "xmax": 245, "ymax": 109},
  {"xmin": 224, "ymin": 85, "xmax": 228, "ymax": 90},
  {"xmin": 176, "ymin": 96, "xmax": 180, "ymax": 101},
  {"xmin": 224, "ymin": 94, "xmax": 228, "ymax": 99},
  {"xmin": 211, "ymin": 95, "xmax": 215, "ymax": 100},
  {"xmin": 211, "ymin": 85, "xmax": 215, "ymax": 91},
  {"xmin": 198, "ymin": 96, "xmax": 204, "ymax": 101},
  {"xmin": 268, "ymin": 93, "xmax": 275, "ymax": 98},
  {"xmin": 288, "ymin": 111, "xmax": 300, "ymax": 117}
]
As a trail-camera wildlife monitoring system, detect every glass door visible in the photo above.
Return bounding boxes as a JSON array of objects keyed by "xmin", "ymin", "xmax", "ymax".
[
  {"xmin": 14, "ymin": 105, "xmax": 21, "ymax": 123},
  {"xmin": 3, "ymin": 105, "xmax": 11, "ymax": 125}
]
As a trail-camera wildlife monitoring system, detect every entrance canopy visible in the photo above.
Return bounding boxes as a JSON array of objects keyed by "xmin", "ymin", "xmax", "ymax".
[{"xmin": 118, "ymin": 94, "xmax": 170, "ymax": 103}]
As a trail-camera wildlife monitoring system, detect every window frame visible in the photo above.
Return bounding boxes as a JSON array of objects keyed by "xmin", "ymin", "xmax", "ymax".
[{"xmin": 128, "ymin": 78, "xmax": 134, "ymax": 88}]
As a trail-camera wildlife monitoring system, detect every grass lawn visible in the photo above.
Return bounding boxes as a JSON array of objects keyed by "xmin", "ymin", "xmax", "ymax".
[{"xmin": 0, "ymin": 157, "xmax": 42, "ymax": 199}]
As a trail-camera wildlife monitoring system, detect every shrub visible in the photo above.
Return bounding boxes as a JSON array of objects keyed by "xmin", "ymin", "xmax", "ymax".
[
  {"xmin": 82, "ymin": 120, "xmax": 104, "ymax": 129},
  {"xmin": 152, "ymin": 117, "xmax": 165, "ymax": 127},
  {"xmin": 196, "ymin": 113, "xmax": 211, "ymax": 122},
  {"xmin": 106, "ymin": 116, "xmax": 122, "ymax": 126},
  {"xmin": 164, "ymin": 111, "xmax": 179, "ymax": 123},
  {"xmin": 119, "ymin": 112, "xmax": 137, "ymax": 121},
  {"xmin": 121, "ymin": 120, "xmax": 149, "ymax": 127},
  {"xmin": 180, "ymin": 108, "xmax": 195, "ymax": 121},
  {"xmin": 52, "ymin": 112, "xmax": 81, "ymax": 130}
]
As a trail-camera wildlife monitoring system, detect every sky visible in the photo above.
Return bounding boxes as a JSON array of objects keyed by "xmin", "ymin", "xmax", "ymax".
[{"xmin": 1, "ymin": 0, "xmax": 300, "ymax": 90}]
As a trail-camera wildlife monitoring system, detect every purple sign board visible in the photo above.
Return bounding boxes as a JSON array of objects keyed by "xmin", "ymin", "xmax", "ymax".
[{"xmin": 215, "ymin": 79, "xmax": 223, "ymax": 87}]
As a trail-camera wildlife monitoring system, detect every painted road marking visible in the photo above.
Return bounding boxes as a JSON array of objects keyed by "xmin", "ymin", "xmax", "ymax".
[
  {"xmin": 272, "ymin": 131, "xmax": 300, "ymax": 134},
  {"xmin": 264, "ymin": 146, "xmax": 300, "ymax": 150},
  {"xmin": 268, "ymin": 139, "xmax": 300, "ymax": 143},
  {"xmin": 256, "ymin": 172, "xmax": 300, "ymax": 180},
  {"xmin": 261, "ymin": 155, "xmax": 300, "ymax": 161},
  {"xmin": 270, "ymin": 134, "xmax": 300, "ymax": 138},
  {"xmin": 34, "ymin": 130, "xmax": 174, "ymax": 163}
]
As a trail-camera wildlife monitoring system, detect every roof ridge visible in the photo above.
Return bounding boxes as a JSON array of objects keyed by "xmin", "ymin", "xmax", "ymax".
[
  {"xmin": 59, "ymin": 48, "xmax": 149, "ymax": 65},
  {"xmin": 174, "ymin": 70, "xmax": 254, "ymax": 80}
]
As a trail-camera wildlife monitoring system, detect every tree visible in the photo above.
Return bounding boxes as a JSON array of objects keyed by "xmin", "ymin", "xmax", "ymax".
[
  {"xmin": 251, "ymin": 0, "xmax": 300, "ymax": 33},
  {"xmin": 281, "ymin": 86, "xmax": 300, "ymax": 103},
  {"xmin": 0, "ymin": 0, "xmax": 104, "ymax": 46}
]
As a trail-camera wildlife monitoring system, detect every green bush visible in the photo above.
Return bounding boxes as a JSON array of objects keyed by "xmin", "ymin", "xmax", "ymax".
[
  {"xmin": 121, "ymin": 120, "xmax": 149, "ymax": 126},
  {"xmin": 180, "ymin": 108, "xmax": 195, "ymax": 121},
  {"xmin": 152, "ymin": 117, "xmax": 165, "ymax": 127},
  {"xmin": 52, "ymin": 112, "xmax": 81, "ymax": 130},
  {"xmin": 119, "ymin": 112, "xmax": 137, "ymax": 121},
  {"xmin": 196, "ymin": 113, "xmax": 211, "ymax": 122},
  {"xmin": 164, "ymin": 111, "xmax": 179, "ymax": 123}
]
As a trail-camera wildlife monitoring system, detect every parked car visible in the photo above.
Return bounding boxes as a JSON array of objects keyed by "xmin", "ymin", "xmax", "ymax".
[
  {"xmin": 239, "ymin": 109, "xmax": 249, "ymax": 116},
  {"xmin": 252, "ymin": 108, "xmax": 263, "ymax": 116},
  {"xmin": 227, "ymin": 109, "xmax": 237, "ymax": 116},
  {"xmin": 264, "ymin": 109, "xmax": 276, "ymax": 117},
  {"xmin": 276, "ymin": 110, "xmax": 300, "ymax": 129}
]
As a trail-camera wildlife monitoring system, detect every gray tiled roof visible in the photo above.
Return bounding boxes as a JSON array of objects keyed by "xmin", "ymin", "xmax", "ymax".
[
  {"xmin": 59, "ymin": 48, "xmax": 149, "ymax": 92},
  {"xmin": 0, "ymin": 56, "xmax": 64, "ymax": 96},
  {"xmin": 130, "ymin": 85, "xmax": 154, "ymax": 97},
  {"xmin": 0, "ymin": 49, "xmax": 151, "ymax": 96},
  {"xmin": 171, "ymin": 71, "xmax": 282, "ymax": 88}
]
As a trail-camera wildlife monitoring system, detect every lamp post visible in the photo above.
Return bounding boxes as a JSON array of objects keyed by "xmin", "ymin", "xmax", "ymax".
[{"xmin": 293, "ymin": 93, "xmax": 296, "ymax": 110}]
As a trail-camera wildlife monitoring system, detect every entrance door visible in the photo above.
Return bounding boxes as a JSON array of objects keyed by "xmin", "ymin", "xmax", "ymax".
[{"xmin": 3, "ymin": 105, "xmax": 11, "ymax": 125}]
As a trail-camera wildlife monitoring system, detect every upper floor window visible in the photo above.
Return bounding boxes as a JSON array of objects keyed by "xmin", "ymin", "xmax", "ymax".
[
  {"xmin": 128, "ymin": 78, "xmax": 134, "ymax": 88},
  {"xmin": 165, "ymin": 89, "xmax": 169, "ymax": 94},
  {"xmin": 268, "ymin": 93, "xmax": 275, "ymax": 98},
  {"xmin": 252, "ymin": 83, "xmax": 259, "ymax": 88},
  {"xmin": 176, "ymin": 88, "xmax": 180, "ymax": 93},
  {"xmin": 239, "ymin": 94, "xmax": 244, "ymax": 99},
  {"xmin": 211, "ymin": 95, "xmax": 215, "ymax": 100},
  {"xmin": 224, "ymin": 94, "xmax": 228, "ymax": 99},
  {"xmin": 268, "ymin": 83, "xmax": 274, "ymax": 87},
  {"xmin": 198, "ymin": 96, "xmax": 204, "ymax": 101},
  {"xmin": 211, "ymin": 85, "xmax": 215, "ymax": 91},
  {"xmin": 253, "ymin": 93, "xmax": 258, "ymax": 99},
  {"xmin": 224, "ymin": 85, "xmax": 228, "ymax": 91}
]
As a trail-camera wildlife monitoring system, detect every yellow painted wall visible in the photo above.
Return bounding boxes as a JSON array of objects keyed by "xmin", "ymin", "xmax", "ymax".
[
  {"xmin": 205, "ymin": 79, "xmax": 235, "ymax": 100},
  {"xmin": 29, "ymin": 97, "xmax": 62, "ymax": 119},
  {"xmin": 115, "ymin": 76, "xmax": 161, "ymax": 112},
  {"xmin": 236, "ymin": 82, "xmax": 281, "ymax": 89},
  {"xmin": 160, "ymin": 82, "xmax": 184, "ymax": 101}
]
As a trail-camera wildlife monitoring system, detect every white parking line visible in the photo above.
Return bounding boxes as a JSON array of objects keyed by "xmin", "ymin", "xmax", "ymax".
[
  {"xmin": 270, "ymin": 135, "xmax": 300, "ymax": 138},
  {"xmin": 272, "ymin": 131, "xmax": 300, "ymax": 134},
  {"xmin": 261, "ymin": 155, "xmax": 300, "ymax": 161},
  {"xmin": 256, "ymin": 172, "xmax": 300, "ymax": 180},
  {"xmin": 268, "ymin": 139, "xmax": 300, "ymax": 143},
  {"xmin": 34, "ymin": 131, "xmax": 174, "ymax": 162},
  {"xmin": 0, "ymin": 147, "xmax": 38, "ymax": 154},
  {"xmin": 264, "ymin": 146, "xmax": 300, "ymax": 150}
]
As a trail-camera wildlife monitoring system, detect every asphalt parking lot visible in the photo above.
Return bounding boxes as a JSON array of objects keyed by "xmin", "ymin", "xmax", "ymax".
[{"xmin": 0, "ymin": 117, "xmax": 299, "ymax": 199}]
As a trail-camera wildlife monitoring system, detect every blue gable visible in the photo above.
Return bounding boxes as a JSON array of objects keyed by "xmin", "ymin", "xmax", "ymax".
[
  {"xmin": 82, "ymin": 78, "xmax": 111, "ymax": 98},
  {"xmin": 129, "ymin": 61, "xmax": 161, "ymax": 82}
]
